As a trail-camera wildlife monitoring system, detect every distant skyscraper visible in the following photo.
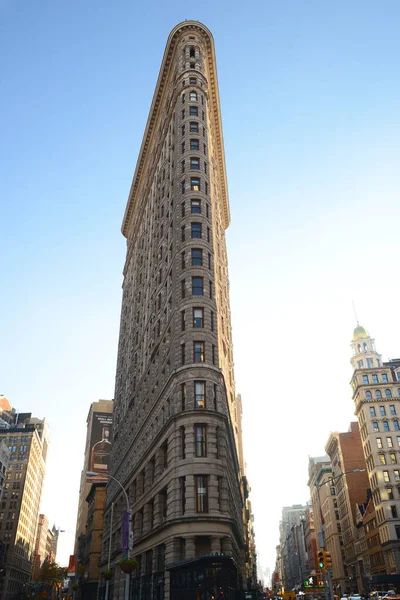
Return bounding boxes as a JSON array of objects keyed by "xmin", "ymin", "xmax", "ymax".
[
  {"xmin": 0, "ymin": 402, "xmax": 49, "ymax": 599},
  {"xmin": 103, "ymin": 20, "xmax": 253, "ymax": 600},
  {"xmin": 350, "ymin": 325, "xmax": 400, "ymax": 573},
  {"xmin": 74, "ymin": 399, "xmax": 113, "ymax": 556}
]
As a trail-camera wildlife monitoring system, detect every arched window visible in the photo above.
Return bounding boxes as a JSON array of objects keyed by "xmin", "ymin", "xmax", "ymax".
[
  {"xmin": 358, "ymin": 344, "xmax": 362, "ymax": 353},
  {"xmin": 375, "ymin": 390, "xmax": 382, "ymax": 399},
  {"xmin": 366, "ymin": 391, "xmax": 372, "ymax": 400},
  {"xmin": 385, "ymin": 389, "xmax": 392, "ymax": 398},
  {"xmin": 363, "ymin": 343, "xmax": 367, "ymax": 351}
]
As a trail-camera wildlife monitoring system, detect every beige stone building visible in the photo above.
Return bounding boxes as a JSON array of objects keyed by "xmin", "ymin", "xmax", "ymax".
[
  {"xmin": 101, "ymin": 20, "xmax": 254, "ymax": 600},
  {"xmin": 0, "ymin": 405, "xmax": 49, "ymax": 599},
  {"xmin": 350, "ymin": 325, "xmax": 400, "ymax": 574},
  {"xmin": 308, "ymin": 456, "xmax": 346, "ymax": 590}
]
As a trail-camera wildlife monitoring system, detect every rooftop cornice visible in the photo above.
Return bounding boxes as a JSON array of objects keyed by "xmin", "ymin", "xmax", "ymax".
[{"xmin": 121, "ymin": 20, "xmax": 230, "ymax": 238}]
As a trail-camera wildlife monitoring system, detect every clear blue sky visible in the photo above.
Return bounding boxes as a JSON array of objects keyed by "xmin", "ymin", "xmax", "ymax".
[{"xmin": 1, "ymin": 0, "xmax": 400, "ymax": 575}]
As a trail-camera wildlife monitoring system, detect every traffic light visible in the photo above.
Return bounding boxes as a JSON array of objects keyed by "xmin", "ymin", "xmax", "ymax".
[
  {"xmin": 324, "ymin": 551, "xmax": 332, "ymax": 570},
  {"xmin": 318, "ymin": 550, "xmax": 325, "ymax": 571}
]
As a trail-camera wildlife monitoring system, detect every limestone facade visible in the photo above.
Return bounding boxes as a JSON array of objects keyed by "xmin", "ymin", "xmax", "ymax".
[{"xmin": 102, "ymin": 21, "xmax": 251, "ymax": 599}]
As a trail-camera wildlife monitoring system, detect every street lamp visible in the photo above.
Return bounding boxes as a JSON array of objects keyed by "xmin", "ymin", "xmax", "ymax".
[
  {"xmin": 315, "ymin": 468, "xmax": 366, "ymax": 600},
  {"xmin": 86, "ymin": 472, "xmax": 132, "ymax": 600}
]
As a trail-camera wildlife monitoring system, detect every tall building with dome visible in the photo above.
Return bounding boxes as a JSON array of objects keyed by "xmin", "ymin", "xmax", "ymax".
[
  {"xmin": 350, "ymin": 324, "xmax": 400, "ymax": 574},
  {"xmin": 100, "ymin": 21, "xmax": 255, "ymax": 600}
]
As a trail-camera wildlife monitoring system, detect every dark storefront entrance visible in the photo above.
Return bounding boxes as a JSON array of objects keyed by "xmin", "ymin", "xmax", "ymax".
[{"xmin": 169, "ymin": 555, "xmax": 238, "ymax": 600}]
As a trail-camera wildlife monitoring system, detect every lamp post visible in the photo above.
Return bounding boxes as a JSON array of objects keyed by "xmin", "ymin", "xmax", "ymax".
[
  {"xmin": 315, "ymin": 468, "xmax": 366, "ymax": 600},
  {"xmin": 87, "ymin": 471, "xmax": 132, "ymax": 600}
]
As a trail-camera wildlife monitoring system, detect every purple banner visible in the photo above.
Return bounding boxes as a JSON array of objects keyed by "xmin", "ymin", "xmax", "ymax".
[{"xmin": 122, "ymin": 511, "xmax": 129, "ymax": 557}]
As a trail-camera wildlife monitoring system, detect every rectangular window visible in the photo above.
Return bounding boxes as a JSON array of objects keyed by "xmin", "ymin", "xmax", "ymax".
[
  {"xmin": 392, "ymin": 505, "xmax": 398, "ymax": 519},
  {"xmin": 384, "ymin": 421, "xmax": 390, "ymax": 432},
  {"xmin": 191, "ymin": 199, "xmax": 201, "ymax": 213},
  {"xmin": 189, "ymin": 77, "xmax": 196, "ymax": 84},
  {"xmin": 213, "ymin": 383, "xmax": 217, "ymax": 410},
  {"xmin": 211, "ymin": 311, "xmax": 214, "ymax": 331},
  {"xmin": 373, "ymin": 422, "xmax": 379, "ymax": 432},
  {"xmin": 208, "ymin": 253, "xmax": 211, "ymax": 269},
  {"xmin": 380, "ymin": 406, "xmax": 387, "ymax": 416},
  {"xmin": 207, "ymin": 227, "xmax": 210, "ymax": 242},
  {"xmin": 190, "ymin": 157, "xmax": 200, "ymax": 170},
  {"xmin": 182, "ymin": 109, "xmax": 185, "ymax": 119},
  {"xmin": 181, "ymin": 343, "xmax": 185, "ymax": 365},
  {"xmin": 194, "ymin": 341, "xmax": 205, "ymax": 363},
  {"xmin": 191, "ymin": 248, "xmax": 203, "ymax": 266},
  {"xmin": 192, "ymin": 277, "xmax": 203, "ymax": 295},
  {"xmin": 362, "ymin": 375, "xmax": 369, "ymax": 384},
  {"xmin": 195, "ymin": 425, "xmax": 207, "ymax": 457},
  {"xmin": 180, "ymin": 427, "xmax": 185, "ymax": 459},
  {"xmin": 395, "ymin": 470, "xmax": 400, "ymax": 482},
  {"xmin": 397, "ymin": 436, "xmax": 400, "ymax": 447},
  {"xmin": 189, "ymin": 106, "xmax": 198, "ymax": 116},
  {"xmin": 189, "ymin": 91, "xmax": 197, "ymax": 101},
  {"xmin": 181, "ymin": 201, "xmax": 185, "ymax": 217},
  {"xmin": 212, "ymin": 344, "xmax": 216, "ymax": 365},
  {"xmin": 181, "ymin": 141, "xmax": 185, "ymax": 154},
  {"xmin": 181, "ymin": 93, "xmax": 185, "ymax": 104},
  {"xmin": 196, "ymin": 475, "xmax": 208, "ymax": 512},
  {"xmin": 193, "ymin": 308, "xmax": 204, "ymax": 328},
  {"xmin": 180, "ymin": 476, "xmax": 185, "ymax": 514},
  {"xmin": 191, "ymin": 177, "xmax": 200, "ymax": 191},
  {"xmin": 388, "ymin": 487, "xmax": 394, "ymax": 500},
  {"xmin": 396, "ymin": 525, "xmax": 400, "ymax": 540},
  {"xmin": 390, "ymin": 452, "xmax": 396, "ymax": 464},
  {"xmin": 181, "ymin": 383, "xmax": 186, "ymax": 411},
  {"xmin": 194, "ymin": 381, "xmax": 205, "ymax": 408},
  {"xmin": 181, "ymin": 310, "xmax": 185, "ymax": 331},
  {"xmin": 391, "ymin": 405, "xmax": 397, "ymax": 415},
  {"xmin": 382, "ymin": 373, "xmax": 388, "ymax": 383},
  {"xmin": 181, "ymin": 159, "xmax": 185, "ymax": 172},
  {"xmin": 357, "ymin": 359, "xmax": 364, "ymax": 369},
  {"xmin": 209, "ymin": 281, "xmax": 213, "ymax": 299},
  {"xmin": 384, "ymin": 471, "xmax": 390, "ymax": 482},
  {"xmin": 204, "ymin": 162, "xmax": 207, "ymax": 174},
  {"xmin": 205, "ymin": 181, "xmax": 208, "ymax": 195},
  {"xmin": 379, "ymin": 454, "xmax": 386, "ymax": 465},
  {"xmin": 191, "ymin": 223, "xmax": 202, "ymax": 238},
  {"xmin": 190, "ymin": 121, "xmax": 199, "ymax": 133},
  {"xmin": 182, "ymin": 124, "xmax": 185, "ymax": 136},
  {"xmin": 181, "ymin": 180, "xmax": 185, "ymax": 194},
  {"xmin": 395, "ymin": 420, "xmax": 400, "ymax": 431},
  {"xmin": 387, "ymin": 437, "xmax": 393, "ymax": 448},
  {"xmin": 377, "ymin": 438, "xmax": 383, "ymax": 448},
  {"xmin": 190, "ymin": 139, "xmax": 199, "ymax": 151},
  {"xmin": 181, "ymin": 251, "xmax": 185, "ymax": 269},
  {"xmin": 370, "ymin": 407, "xmax": 376, "ymax": 417},
  {"xmin": 372, "ymin": 375, "xmax": 378, "ymax": 384},
  {"xmin": 181, "ymin": 279, "xmax": 185, "ymax": 299}
]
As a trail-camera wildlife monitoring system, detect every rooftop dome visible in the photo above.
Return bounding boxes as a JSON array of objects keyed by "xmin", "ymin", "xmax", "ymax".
[{"xmin": 353, "ymin": 325, "xmax": 369, "ymax": 341}]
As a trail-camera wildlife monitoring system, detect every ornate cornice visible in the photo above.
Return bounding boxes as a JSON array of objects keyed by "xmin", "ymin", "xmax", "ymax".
[{"xmin": 121, "ymin": 20, "xmax": 230, "ymax": 238}]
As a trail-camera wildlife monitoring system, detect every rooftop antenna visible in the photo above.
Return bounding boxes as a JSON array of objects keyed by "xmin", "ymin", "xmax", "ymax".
[{"xmin": 352, "ymin": 300, "xmax": 359, "ymax": 326}]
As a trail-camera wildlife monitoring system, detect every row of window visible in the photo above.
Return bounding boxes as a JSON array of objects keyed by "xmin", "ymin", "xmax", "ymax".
[
  {"xmin": 365, "ymin": 389, "xmax": 400, "ymax": 399},
  {"xmin": 357, "ymin": 358, "xmax": 376, "ymax": 369},
  {"xmin": 181, "ymin": 249, "xmax": 211, "ymax": 270},
  {"xmin": 181, "ymin": 106, "xmax": 205, "ymax": 120},
  {"xmin": 182, "ymin": 277, "xmax": 212, "ymax": 299},
  {"xmin": 182, "ymin": 222, "xmax": 210, "ymax": 241},
  {"xmin": 181, "ymin": 177, "xmax": 208, "ymax": 195},
  {"xmin": 181, "ymin": 307, "xmax": 214, "ymax": 330},
  {"xmin": 181, "ymin": 122, "xmax": 205, "ymax": 136},
  {"xmin": 180, "ymin": 341, "xmax": 216, "ymax": 366},
  {"xmin": 181, "ymin": 157, "xmax": 207, "ymax": 173},
  {"xmin": 382, "ymin": 470, "xmax": 400, "ymax": 483},
  {"xmin": 376, "ymin": 436, "xmax": 400, "ymax": 449},
  {"xmin": 378, "ymin": 452, "xmax": 400, "ymax": 465},
  {"xmin": 363, "ymin": 373, "xmax": 390, "ymax": 384},
  {"xmin": 181, "ymin": 140, "xmax": 207, "ymax": 154},
  {"xmin": 370, "ymin": 405, "xmax": 397, "ymax": 416},
  {"xmin": 182, "ymin": 199, "xmax": 209, "ymax": 217},
  {"xmin": 373, "ymin": 420, "xmax": 400, "ymax": 432},
  {"xmin": 181, "ymin": 90, "xmax": 204, "ymax": 104}
]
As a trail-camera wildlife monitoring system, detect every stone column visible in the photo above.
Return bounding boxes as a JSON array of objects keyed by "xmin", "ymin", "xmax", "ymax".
[
  {"xmin": 209, "ymin": 474, "xmax": 219, "ymax": 513},
  {"xmin": 164, "ymin": 538, "xmax": 176, "ymax": 600},
  {"xmin": 185, "ymin": 536, "xmax": 196, "ymax": 559},
  {"xmin": 211, "ymin": 536, "xmax": 221, "ymax": 554},
  {"xmin": 185, "ymin": 474, "xmax": 196, "ymax": 515},
  {"xmin": 221, "ymin": 536, "xmax": 233, "ymax": 556}
]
